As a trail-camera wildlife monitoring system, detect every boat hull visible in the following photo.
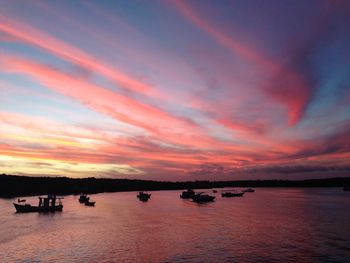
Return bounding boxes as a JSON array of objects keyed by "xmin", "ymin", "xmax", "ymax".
[
  {"xmin": 137, "ymin": 194, "xmax": 151, "ymax": 198},
  {"xmin": 137, "ymin": 192, "xmax": 151, "ymax": 201},
  {"xmin": 180, "ymin": 193, "xmax": 195, "ymax": 199},
  {"xmin": 138, "ymin": 196, "xmax": 150, "ymax": 202},
  {"xmin": 13, "ymin": 203, "xmax": 63, "ymax": 213},
  {"xmin": 180, "ymin": 189, "xmax": 195, "ymax": 199},
  {"xmin": 222, "ymin": 192, "xmax": 245, "ymax": 197},
  {"xmin": 192, "ymin": 195, "xmax": 215, "ymax": 203},
  {"xmin": 79, "ymin": 196, "xmax": 90, "ymax": 203}
]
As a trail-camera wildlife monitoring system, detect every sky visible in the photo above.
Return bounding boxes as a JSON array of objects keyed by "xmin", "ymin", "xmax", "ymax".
[{"xmin": 0, "ymin": 0, "xmax": 350, "ymax": 181}]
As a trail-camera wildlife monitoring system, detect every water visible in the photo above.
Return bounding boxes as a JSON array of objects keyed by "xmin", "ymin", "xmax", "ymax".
[{"xmin": 0, "ymin": 188, "xmax": 349, "ymax": 262}]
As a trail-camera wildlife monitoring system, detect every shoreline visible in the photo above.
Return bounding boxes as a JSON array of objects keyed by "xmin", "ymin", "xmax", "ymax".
[{"xmin": 1, "ymin": 174, "xmax": 349, "ymax": 198}]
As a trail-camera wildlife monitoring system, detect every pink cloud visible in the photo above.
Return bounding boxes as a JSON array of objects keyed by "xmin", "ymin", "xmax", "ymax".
[
  {"xmin": 0, "ymin": 14, "xmax": 160, "ymax": 98},
  {"xmin": 0, "ymin": 54, "xmax": 225, "ymax": 150},
  {"xmin": 172, "ymin": 1, "xmax": 313, "ymax": 125}
]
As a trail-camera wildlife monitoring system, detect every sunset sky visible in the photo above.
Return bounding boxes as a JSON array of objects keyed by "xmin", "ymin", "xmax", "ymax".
[{"xmin": 1, "ymin": 0, "xmax": 349, "ymax": 180}]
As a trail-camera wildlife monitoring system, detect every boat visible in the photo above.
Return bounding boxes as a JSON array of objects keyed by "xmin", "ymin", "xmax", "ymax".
[
  {"xmin": 79, "ymin": 194, "xmax": 90, "ymax": 203},
  {"xmin": 137, "ymin": 192, "xmax": 151, "ymax": 201},
  {"xmin": 212, "ymin": 190, "xmax": 218, "ymax": 193},
  {"xmin": 180, "ymin": 189, "xmax": 195, "ymax": 199},
  {"xmin": 84, "ymin": 200, "xmax": 95, "ymax": 206},
  {"xmin": 243, "ymin": 188, "xmax": 255, "ymax": 193},
  {"xmin": 221, "ymin": 191, "xmax": 245, "ymax": 197},
  {"xmin": 192, "ymin": 193, "xmax": 215, "ymax": 203},
  {"xmin": 13, "ymin": 195, "xmax": 63, "ymax": 213},
  {"xmin": 343, "ymin": 187, "xmax": 350, "ymax": 191}
]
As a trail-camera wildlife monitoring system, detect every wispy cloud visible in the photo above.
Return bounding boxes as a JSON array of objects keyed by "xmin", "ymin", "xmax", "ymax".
[
  {"xmin": 0, "ymin": 14, "xmax": 160, "ymax": 98},
  {"xmin": 0, "ymin": 1, "xmax": 349, "ymax": 179},
  {"xmin": 171, "ymin": 1, "xmax": 331, "ymax": 125}
]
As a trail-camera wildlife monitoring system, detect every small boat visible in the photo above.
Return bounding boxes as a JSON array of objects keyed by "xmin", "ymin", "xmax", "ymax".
[
  {"xmin": 137, "ymin": 192, "xmax": 151, "ymax": 201},
  {"xmin": 180, "ymin": 189, "xmax": 195, "ymax": 199},
  {"xmin": 212, "ymin": 190, "xmax": 218, "ymax": 193},
  {"xmin": 192, "ymin": 193, "xmax": 215, "ymax": 203},
  {"xmin": 79, "ymin": 194, "xmax": 90, "ymax": 203},
  {"xmin": 343, "ymin": 187, "xmax": 350, "ymax": 191},
  {"xmin": 13, "ymin": 195, "xmax": 63, "ymax": 213},
  {"xmin": 243, "ymin": 188, "xmax": 255, "ymax": 193},
  {"xmin": 84, "ymin": 201, "xmax": 95, "ymax": 206},
  {"xmin": 222, "ymin": 191, "xmax": 245, "ymax": 197}
]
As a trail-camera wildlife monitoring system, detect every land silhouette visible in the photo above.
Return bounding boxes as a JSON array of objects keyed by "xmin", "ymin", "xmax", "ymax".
[{"xmin": 1, "ymin": 174, "xmax": 349, "ymax": 197}]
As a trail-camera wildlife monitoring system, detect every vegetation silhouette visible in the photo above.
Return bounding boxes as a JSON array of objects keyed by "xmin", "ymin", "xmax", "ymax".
[{"xmin": 0, "ymin": 174, "xmax": 349, "ymax": 197}]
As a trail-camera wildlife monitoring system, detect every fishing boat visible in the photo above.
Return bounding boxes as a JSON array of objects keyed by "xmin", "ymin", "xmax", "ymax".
[
  {"xmin": 212, "ymin": 190, "xmax": 218, "ymax": 193},
  {"xmin": 79, "ymin": 194, "xmax": 90, "ymax": 203},
  {"xmin": 192, "ymin": 193, "xmax": 215, "ymax": 203},
  {"xmin": 137, "ymin": 192, "xmax": 151, "ymax": 201},
  {"xmin": 221, "ymin": 191, "xmax": 245, "ymax": 197},
  {"xmin": 243, "ymin": 188, "xmax": 255, "ymax": 193},
  {"xmin": 13, "ymin": 195, "xmax": 63, "ymax": 213},
  {"xmin": 180, "ymin": 189, "xmax": 195, "ymax": 199}
]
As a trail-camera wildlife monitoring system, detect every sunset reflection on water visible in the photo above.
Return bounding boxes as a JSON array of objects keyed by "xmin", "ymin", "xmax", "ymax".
[{"xmin": 0, "ymin": 188, "xmax": 349, "ymax": 262}]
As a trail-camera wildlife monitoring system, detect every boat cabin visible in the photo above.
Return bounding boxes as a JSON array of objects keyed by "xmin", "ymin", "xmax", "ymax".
[{"xmin": 38, "ymin": 195, "xmax": 63, "ymax": 207}]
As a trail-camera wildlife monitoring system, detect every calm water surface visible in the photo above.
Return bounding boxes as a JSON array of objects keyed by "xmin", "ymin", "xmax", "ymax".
[{"xmin": 0, "ymin": 188, "xmax": 349, "ymax": 262}]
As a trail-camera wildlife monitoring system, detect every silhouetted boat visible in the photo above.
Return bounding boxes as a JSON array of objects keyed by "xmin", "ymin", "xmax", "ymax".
[
  {"xmin": 137, "ymin": 192, "xmax": 151, "ymax": 201},
  {"xmin": 84, "ymin": 200, "xmax": 95, "ymax": 206},
  {"xmin": 212, "ymin": 190, "xmax": 218, "ymax": 193},
  {"xmin": 79, "ymin": 194, "xmax": 90, "ymax": 203},
  {"xmin": 222, "ymin": 191, "xmax": 244, "ymax": 197},
  {"xmin": 343, "ymin": 187, "xmax": 350, "ymax": 191},
  {"xmin": 13, "ymin": 195, "xmax": 63, "ymax": 213},
  {"xmin": 192, "ymin": 193, "xmax": 215, "ymax": 203},
  {"xmin": 180, "ymin": 189, "xmax": 195, "ymax": 199},
  {"xmin": 243, "ymin": 188, "xmax": 255, "ymax": 193}
]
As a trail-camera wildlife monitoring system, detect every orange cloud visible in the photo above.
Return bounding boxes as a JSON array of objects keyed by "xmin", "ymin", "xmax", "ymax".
[{"xmin": 0, "ymin": 54, "xmax": 225, "ymax": 150}]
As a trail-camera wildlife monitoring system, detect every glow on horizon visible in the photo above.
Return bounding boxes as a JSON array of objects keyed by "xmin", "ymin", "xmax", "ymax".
[{"xmin": 0, "ymin": 0, "xmax": 350, "ymax": 180}]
